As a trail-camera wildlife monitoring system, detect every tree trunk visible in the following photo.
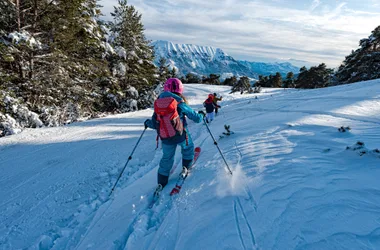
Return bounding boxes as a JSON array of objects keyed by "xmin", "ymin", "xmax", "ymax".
[
  {"xmin": 16, "ymin": 0, "xmax": 21, "ymax": 31},
  {"xmin": 29, "ymin": 0, "xmax": 39, "ymax": 79}
]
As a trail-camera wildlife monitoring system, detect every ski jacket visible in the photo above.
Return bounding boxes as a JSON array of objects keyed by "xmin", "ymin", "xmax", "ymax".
[
  {"xmin": 203, "ymin": 97, "xmax": 216, "ymax": 113},
  {"xmin": 213, "ymin": 95, "xmax": 222, "ymax": 105},
  {"xmin": 146, "ymin": 92, "xmax": 203, "ymax": 145}
]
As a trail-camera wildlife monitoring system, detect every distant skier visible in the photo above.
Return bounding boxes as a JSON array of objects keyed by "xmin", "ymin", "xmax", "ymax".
[
  {"xmin": 212, "ymin": 93, "xmax": 222, "ymax": 116},
  {"xmin": 203, "ymin": 94, "xmax": 218, "ymax": 123},
  {"xmin": 144, "ymin": 78, "xmax": 205, "ymax": 193}
]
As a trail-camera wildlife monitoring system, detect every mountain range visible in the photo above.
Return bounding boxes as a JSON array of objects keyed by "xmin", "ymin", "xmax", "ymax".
[{"xmin": 151, "ymin": 40, "xmax": 300, "ymax": 79}]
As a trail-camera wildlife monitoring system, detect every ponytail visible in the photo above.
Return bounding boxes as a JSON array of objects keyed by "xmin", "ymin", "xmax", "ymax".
[{"xmin": 173, "ymin": 92, "xmax": 188, "ymax": 104}]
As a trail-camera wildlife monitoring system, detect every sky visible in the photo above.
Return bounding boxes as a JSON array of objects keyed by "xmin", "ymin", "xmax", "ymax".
[{"xmin": 99, "ymin": 0, "xmax": 380, "ymax": 68}]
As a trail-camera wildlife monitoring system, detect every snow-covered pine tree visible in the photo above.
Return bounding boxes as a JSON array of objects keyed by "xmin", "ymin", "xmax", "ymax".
[
  {"xmin": 0, "ymin": 0, "xmax": 110, "ymax": 133},
  {"xmin": 168, "ymin": 67, "xmax": 178, "ymax": 78},
  {"xmin": 335, "ymin": 25, "xmax": 380, "ymax": 84},
  {"xmin": 0, "ymin": 0, "xmax": 158, "ymax": 137},
  {"xmin": 107, "ymin": 0, "xmax": 157, "ymax": 110},
  {"xmin": 0, "ymin": 0, "xmax": 16, "ymax": 36},
  {"xmin": 45, "ymin": 0, "xmax": 109, "ymax": 119},
  {"xmin": 157, "ymin": 57, "xmax": 171, "ymax": 83},
  {"xmin": 108, "ymin": 0, "xmax": 156, "ymax": 89}
]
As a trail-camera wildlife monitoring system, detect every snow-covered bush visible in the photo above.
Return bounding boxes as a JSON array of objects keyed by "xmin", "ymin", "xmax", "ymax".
[
  {"xmin": 0, "ymin": 112, "xmax": 21, "ymax": 136},
  {"xmin": 39, "ymin": 107, "xmax": 61, "ymax": 127},
  {"xmin": 346, "ymin": 141, "xmax": 380, "ymax": 158},
  {"xmin": 0, "ymin": 94, "xmax": 43, "ymax": 136}
]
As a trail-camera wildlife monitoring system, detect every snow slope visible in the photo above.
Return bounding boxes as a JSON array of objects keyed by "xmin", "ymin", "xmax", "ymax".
[{"xmin": 1, "ymin": 80, "xmax": 380, "ymax": 249}]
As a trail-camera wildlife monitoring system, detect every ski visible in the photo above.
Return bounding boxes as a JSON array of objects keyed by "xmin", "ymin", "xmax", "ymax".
[
  {"xmin": 170, "ymin": 147, "xmax": 201, "ymax": 196},
  {"xmin": 219, "ymin": 124, "xmax": 234, "ymax": 139},
  {"xmin": 148, "ymin": 147, "xmax": 201, "ymax": 207},
  {"xmin": 148, "ymin": 183, "xmax": 163, "ymax": 209}
]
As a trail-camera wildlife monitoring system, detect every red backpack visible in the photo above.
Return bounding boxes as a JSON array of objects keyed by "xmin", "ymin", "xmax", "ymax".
[{"xmin": 154, "ymin": 97, "xmax": 184, "ymax": 140}]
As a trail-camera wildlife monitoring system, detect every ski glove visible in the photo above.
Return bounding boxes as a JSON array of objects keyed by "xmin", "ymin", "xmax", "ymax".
[
  {"xmin": 144, "ymin": 119, "xmax": 150, "ymax": 129},
  {"xmin": 198, "ymin": 110, "xmax": 206, "ymax": 117}
]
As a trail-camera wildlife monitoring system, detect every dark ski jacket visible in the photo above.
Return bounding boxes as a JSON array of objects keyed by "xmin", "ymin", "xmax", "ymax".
[{"xmin": 203, "ymin": 97, "xmax": 216, "ymax": 113}]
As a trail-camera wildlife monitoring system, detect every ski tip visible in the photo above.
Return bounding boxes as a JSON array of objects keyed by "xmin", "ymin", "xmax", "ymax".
[
  {"xmin": 170, "ymin": 188, "xmax": 180, "ymax": 196},
  {"xmin": 195, "ymin": 147, "xmax": 201, "ymax": 153}
]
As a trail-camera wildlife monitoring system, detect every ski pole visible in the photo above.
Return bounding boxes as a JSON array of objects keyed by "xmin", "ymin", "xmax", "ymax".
[
  {"xmin": 203, "ymin": 118, "xmax": 233, "ymax": 175},
  {"xmin": 109, "ymin": 127, "xmax": 147, "ymax": 196}
]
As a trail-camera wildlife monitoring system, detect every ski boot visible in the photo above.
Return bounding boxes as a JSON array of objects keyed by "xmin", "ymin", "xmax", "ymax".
[
  {"xmin": 180, "ymin": 166, "xmax": 189, "ymax": 179},
  {"xmin": 153, "ymin": 184, "xmax": 163, "ymax": 197}
]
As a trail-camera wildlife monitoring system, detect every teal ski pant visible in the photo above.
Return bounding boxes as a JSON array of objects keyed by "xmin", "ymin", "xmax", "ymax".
[{"xmin": 159, "ymin": 134, "xmax": 194, "ymax": 177}]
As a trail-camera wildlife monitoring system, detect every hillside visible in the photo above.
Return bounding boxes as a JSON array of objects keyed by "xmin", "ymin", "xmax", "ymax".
[
  {"xmin": 239, "ymin": 61, "xmax": 300, "ymax": 76},
  {"xmin": 1, "ymin": 80, "xmax": 380, "ymax": 249}
]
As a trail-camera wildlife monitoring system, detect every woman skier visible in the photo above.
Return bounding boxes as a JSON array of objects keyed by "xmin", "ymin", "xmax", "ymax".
[{"xmin": 144, "ymin": 78, "xmax": 205, "ymax": 193}]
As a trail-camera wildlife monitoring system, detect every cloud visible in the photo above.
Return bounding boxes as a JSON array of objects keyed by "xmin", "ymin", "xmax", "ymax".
[
  {"xmin": 99, "ymin": 0, "xmax": 380, "ymax": 67},
  {"xmin": 310, "ymin": 0, "xmax": 321, "ymax": 12}
]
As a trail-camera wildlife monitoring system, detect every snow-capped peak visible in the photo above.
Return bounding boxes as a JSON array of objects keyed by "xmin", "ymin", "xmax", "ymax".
[{"xmin": 151, "ymin": 40, "xmax": 257, "ymax": 78}]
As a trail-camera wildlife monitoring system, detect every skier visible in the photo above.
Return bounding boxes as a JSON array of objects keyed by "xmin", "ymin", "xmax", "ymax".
[
  {"xmin": 144, "ymin": 78, "xmax": 205, "ymax": 193},
  {"xmin": 212, "ymin": 93, "xmax": 222, "ymax": 116},
  {"xmin": 203, "ymin": 94, "xmax": 217, "ymax": 123}
]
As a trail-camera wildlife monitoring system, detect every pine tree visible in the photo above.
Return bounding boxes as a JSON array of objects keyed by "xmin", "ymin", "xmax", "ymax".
[
  {"xmin": 223, "ymin": 76, "xmax": 237, "ymax": 86},
  {"xmin": 283, "ymin": 72, "xmax": 294, "ymax": 88},
  {"xmin": 202, "ymin": 74, "xmax": 220, "ymax": 85},
  {"xmin": 273, "ymin": 72, "xmax": 282, "ymax": 88},
  {"xmin": 335, "ymin": 25, "xmax": 380, "ymax": 83},
  {"xmin": 0, "ymin": 0, "xmax": 160, "ymax": 136},
  {"xmin": 231, "ymin": 76, "xmax": 252, "ymax": 94},
  {"xmin": 109, "ymin": 0, "xmax": 156, "ymax": 89},
  {"xmin": 185, "ymin": 73, "xmax": 201, "ymax": 83},
  {"xmin": 157, "ymin": 57, "xmax": 170, "ymax": 83},
  {"xmin": 0, "ymin": 0, "xmax": 16, "ymax": 36},
  {"xmin": 169, "ymin": 67, "xmax": 177, "ymax": 78},
  {"xmin": 0, "ymin": 0, "xmax": 110, "ymax": 126},
  {"xmin": 295, "ymin": 63, "xmax": 333, "ymax": 89}
]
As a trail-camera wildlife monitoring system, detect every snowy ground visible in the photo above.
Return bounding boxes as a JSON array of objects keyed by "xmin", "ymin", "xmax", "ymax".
[{"xmin": 1, "ymin": 80, "xmax": 380, "ymax": 250}]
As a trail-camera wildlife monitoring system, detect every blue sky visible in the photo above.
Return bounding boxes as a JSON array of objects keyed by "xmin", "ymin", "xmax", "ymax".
[{"xmin": 99, "ymin": 0, "xmax": 380, "ymax": 68}]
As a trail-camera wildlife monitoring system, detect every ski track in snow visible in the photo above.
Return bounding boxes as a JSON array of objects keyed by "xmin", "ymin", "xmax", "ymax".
[
  {"xmin": 119, "ymin": 130, "xmax": 210, "ymax": 250},
  {"xmin": 233, "ymin": 198, "xmax": 256, "ymax": 250},
  {"xmin": 1, "ymin": 81, "xmax": 380, "ymax": 249}
]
